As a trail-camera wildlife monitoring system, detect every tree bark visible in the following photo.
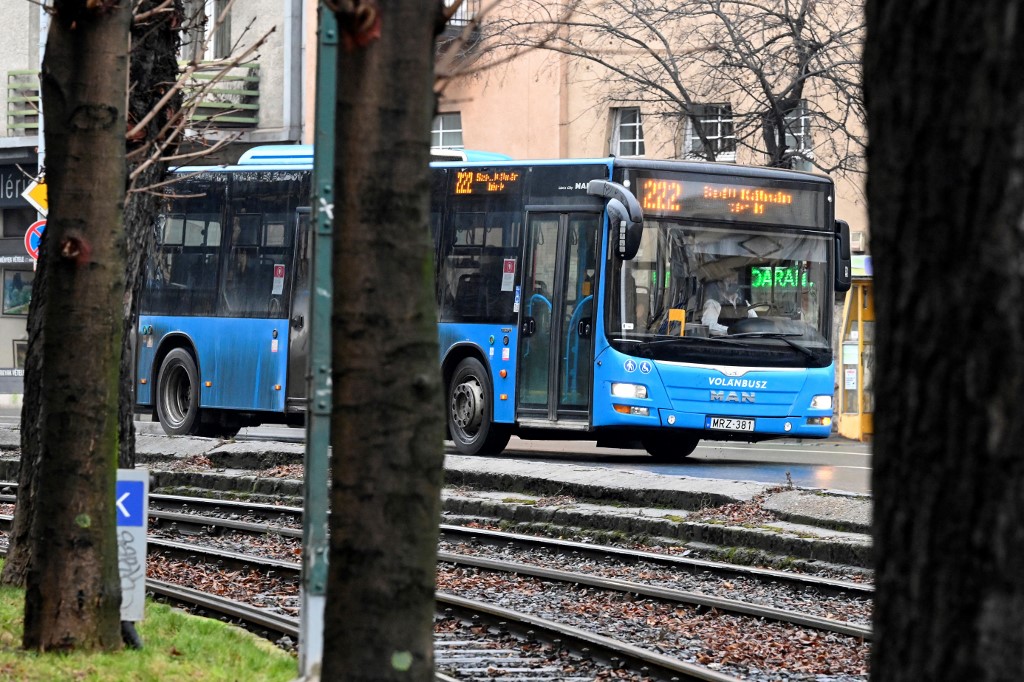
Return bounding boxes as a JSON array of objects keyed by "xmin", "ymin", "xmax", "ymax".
[
  {"xmin": 22, "ymin": 0, "xmax": 130, "ymax": 651},
  {"xmin": 865, "ymin": 1, "xmax": 1024, "ymax": 680},
  {"xmin": 321, "ymin": 1, "xmax": 446, "ymax": 679}
]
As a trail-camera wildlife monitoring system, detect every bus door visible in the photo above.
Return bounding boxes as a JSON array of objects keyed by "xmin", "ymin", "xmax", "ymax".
[
  {"xmin": 518, "ymin": 212, "xmax": 600, "ymax": 423},
  {"xmin": 286, "ymin": 208, "xmax": 311, "ymax": 407}
]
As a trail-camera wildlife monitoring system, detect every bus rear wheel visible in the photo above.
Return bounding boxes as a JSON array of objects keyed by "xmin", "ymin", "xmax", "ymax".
[
  {"xmin": 448, "ymin": 357, "xmax": 511, "ymax": 456},
  {"xmin": 642, "ymin": 432, "xmax": 700, "ymax": 462},
  {"xmin": 156, "ymin": 348, "xmax": 203, "ymax": 436}
]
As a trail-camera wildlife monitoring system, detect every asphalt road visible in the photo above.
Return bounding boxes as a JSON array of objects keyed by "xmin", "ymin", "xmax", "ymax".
[
  {"xmin": 491, "ymin": 435, "xmax": 872, "ymax": 496},
  {"xmin": 227, "ymin": 423, "xmax": 873, "ymax": 497},
  {"xmin": 0, "ymin": 408, "xmax": 873, "ymax": 496}
]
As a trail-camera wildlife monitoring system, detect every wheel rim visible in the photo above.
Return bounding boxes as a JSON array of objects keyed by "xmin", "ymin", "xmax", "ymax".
[
  {"xmin": 450, "ymin": 376, "xmax": 484, "ymax": 441},
  {"xmin": 161, "ymin": 363, "xmax": 192, "ymax": 428}
]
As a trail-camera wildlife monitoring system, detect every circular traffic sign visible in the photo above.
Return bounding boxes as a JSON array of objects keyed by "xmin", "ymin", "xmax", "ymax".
[{"xmin": 24, "ymin": 219, "xmax": 45, "ymax": 260}]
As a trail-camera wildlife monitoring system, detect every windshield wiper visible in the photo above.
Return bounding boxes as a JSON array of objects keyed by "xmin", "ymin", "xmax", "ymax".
[
  {"xmin": 615, "ymin": 336, "xmax": 756, "ymax": 348},
  {"xmin": 725, "ymin": 331, "xmax": 816, "ymax": 357}
]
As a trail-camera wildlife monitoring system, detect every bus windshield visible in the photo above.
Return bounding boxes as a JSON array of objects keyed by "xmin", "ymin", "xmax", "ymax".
[{"xmin": 607, "ymin": 220, "xmax": 832, "ymax": 365}]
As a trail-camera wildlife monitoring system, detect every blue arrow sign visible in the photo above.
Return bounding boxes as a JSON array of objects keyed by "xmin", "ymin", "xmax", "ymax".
[{"xmin": 116, "ymin": 480, "xmax": 145, "ymax": 527}]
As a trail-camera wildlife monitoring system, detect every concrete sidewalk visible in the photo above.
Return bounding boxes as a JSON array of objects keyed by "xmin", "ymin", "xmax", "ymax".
[{"xmin": 0, "ymin": 423, "xmax": 874, "ymax": 571}]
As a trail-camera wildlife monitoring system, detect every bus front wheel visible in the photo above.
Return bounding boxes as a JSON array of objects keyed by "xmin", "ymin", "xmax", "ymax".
[
  {"xmin": 156, "ymin": 348, "xmax": 203, "ymax": 436},
  {"xmin": 642, "ymin": 432, "xmax": 699, "ymax": 461},
  {"xmin": 448, "ymin": 357, "xmax": 511, "ymax": 456}
]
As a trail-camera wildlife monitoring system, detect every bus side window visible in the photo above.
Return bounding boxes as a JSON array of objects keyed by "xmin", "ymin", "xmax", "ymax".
[{"xmin": 454, "ymin": 273, "xmax": 484, "ymax": 317}]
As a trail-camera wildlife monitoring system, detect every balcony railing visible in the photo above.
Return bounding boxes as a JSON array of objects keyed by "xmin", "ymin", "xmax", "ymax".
[
  {"xmin": 447, "ymin": 0, "xmax": 480, "ymax": 27},
  {"xmin": 6, "ymin": 70, "xmax": 39, "ymax": 136},
  {"xmin": 184, "ymin": 61, "xmax": 261, "ymax": 128},
  {"xmin": 5, "ymin": 61, "xmax": 260, "ymax": 137},
  {"xmin": 439, "ymin": 0, "xmax": 482, "ymax": 49}
]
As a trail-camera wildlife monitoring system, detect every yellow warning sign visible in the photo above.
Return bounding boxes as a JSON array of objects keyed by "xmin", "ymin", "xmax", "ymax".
[{"xmin": 22, "ymin": 176, "xmax": 47, "ymax": 216}]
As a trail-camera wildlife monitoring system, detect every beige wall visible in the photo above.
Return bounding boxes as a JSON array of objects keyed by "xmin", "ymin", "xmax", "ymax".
[
  {"xmin": 436, "ymin": 20, "xmax": 869, "ymax": 239},
  {"xmin": 439, "ymin": 49, "xmax": 567, "ymax": 159}
]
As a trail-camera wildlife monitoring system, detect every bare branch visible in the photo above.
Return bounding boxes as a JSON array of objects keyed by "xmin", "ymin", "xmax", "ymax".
[
  {"xmin": 133, "ymin": 0, "xmax": 175, "ymax": 24},
  {"xmin": 470, "ymin": 0, "xmax": 865, "ymax": 175},
  {"xmin": 435, "ymin": 0, "xmax": 582, "ymax": 87}
]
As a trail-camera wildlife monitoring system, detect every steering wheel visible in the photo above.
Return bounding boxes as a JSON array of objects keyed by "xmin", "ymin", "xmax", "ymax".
[{"xmin": 748, "ymin": 302, "xmax": 772, "ymax": 315}]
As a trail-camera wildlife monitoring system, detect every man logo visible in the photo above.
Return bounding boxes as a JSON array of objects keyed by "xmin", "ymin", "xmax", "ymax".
[{"xmin": 710, "ymin": 391, "xmax": 756, "ymax": 403}]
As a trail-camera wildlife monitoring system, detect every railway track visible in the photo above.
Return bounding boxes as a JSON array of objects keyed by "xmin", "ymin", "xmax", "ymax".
[
  {"xmin": 0, "ymin": 489, "xmax": 870, "ymax": 680},
  {"xmin": 142, "ymin": 492, "xmax": 872, "ymax": 593},
  {"xmin": 145, "ymin": 520, "xmax": 869, "ymax": 679}
]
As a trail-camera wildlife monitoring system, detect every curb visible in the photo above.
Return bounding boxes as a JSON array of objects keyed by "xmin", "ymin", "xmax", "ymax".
[{"xmin": 441, "ymin": 491, "xmax": 872, "ymax": 570}]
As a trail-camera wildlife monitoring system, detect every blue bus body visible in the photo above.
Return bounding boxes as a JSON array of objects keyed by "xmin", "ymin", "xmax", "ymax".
[
  {"xmin": 138, "ymin": 145, "xmax": 850, "ymax": 457},
  {"xmin": 432, "ymin": 155, "xmax": 848, "ymax": 457},
  {"xmin": 136, "ymin": 317, "xmax": 289, "ymax": 412}
]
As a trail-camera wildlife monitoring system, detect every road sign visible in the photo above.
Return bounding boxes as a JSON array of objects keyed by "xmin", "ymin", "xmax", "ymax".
[
  {"xmin": 117, "ymin": 468, "xmax": 149, "ymax": 622},
  {"xmin": 24, "ymin": 219, "xmax": 45, "ymax": 261},
  {"xmin": 21, "ymin": 177, "xmax": 47, "ymax": 216}
]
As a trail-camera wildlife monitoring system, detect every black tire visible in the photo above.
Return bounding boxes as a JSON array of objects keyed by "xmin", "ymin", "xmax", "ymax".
[
  {"xmin": 155, "ymin": 348, "xmax": 203, "ymax": 436},
  {"xmin": 448, "ymin": 357, "xmax": 511, "ymax": 455},
  {"xmin": 642, "ymin": 432, "xmax": 700, "ymax": 462}
]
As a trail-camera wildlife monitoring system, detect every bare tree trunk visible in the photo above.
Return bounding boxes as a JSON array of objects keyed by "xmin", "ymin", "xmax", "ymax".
[
  {"xmin": 865, "ymin": 1, "xmax": 1024, "ymax": 680},
  {"xmin": 2, "ymin": 0, "xmax": 184, "ymax": 590},
  {"xmin": 22, "ymin": 0, "xmax": 130, "ymax": 651},
  {"xmin": 321, "ymin": 1, "xmax": 446, "ymax": 679}
]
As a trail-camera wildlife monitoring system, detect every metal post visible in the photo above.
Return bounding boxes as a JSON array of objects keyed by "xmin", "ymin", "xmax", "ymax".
[
  {"xmin": 38, "ymin": 4, "xmax": 48, "ymax": 183},
  {"xmin": 299, "ymin": 4, "xmax": 336, "ymax": 679}
]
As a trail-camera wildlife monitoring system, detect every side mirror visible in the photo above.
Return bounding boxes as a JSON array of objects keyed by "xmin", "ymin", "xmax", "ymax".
[
  {"xmin": 834, "ymin": 219, "xmax": 852, "ymax": 293},
  {"xmin": 587, "ymin": 180, "xmax": 644, "ymax": 260},
  {"xmin": 607, "ymin": 199, "xmax": 643, "ymax": 261}
]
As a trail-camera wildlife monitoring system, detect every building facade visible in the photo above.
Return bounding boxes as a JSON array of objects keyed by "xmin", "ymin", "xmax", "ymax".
[{"xmin": 0, "ymin": 2, "xmax": 868, "ymax": 398}]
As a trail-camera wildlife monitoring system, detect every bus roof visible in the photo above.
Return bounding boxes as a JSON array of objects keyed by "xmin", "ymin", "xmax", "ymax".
[
  {"xmin": 429, "ymin": 148, "xmax": 512, "ymax": 162},
  {"xmin": 429, "ymin": 155, "xmax": 830, "ymax": 185},
  {"xmin": 237, "ymin": 145, "xmax": 314, "ymax": 166},
  {"xmin": 185, "ymin": 145, "xmax": 513, "ymax": 171},
  {"xmin": 188, "ymin": 146, "xmax": 829, "ymax": 187}
]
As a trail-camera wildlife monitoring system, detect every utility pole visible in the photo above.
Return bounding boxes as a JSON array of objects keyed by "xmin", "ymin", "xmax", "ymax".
[
  {"xmin": 298, "ymin": 3, "xmax": 336, "ymax": 678},
  {"xmin": 38, "ymin": 3, "xmax": 48, "ymax": 173}
]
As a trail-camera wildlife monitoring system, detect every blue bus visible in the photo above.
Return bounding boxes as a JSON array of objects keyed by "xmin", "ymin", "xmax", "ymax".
[{"xmin": 137, "ymin": 145, "xmax": 851, "ymax": 459}]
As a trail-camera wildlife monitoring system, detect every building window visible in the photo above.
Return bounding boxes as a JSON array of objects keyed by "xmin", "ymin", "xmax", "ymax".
[
  {"xmin": 446, "ymin": 0, "xmax": 480, "ymax": 26},
  {"xmin": 1, "ymin": 207, "xmax": 38, "ymax": 239},
  {"xmin": 612, "ymin": 108, "xmax": 645, "ymax": 157},
  {"xmin": 181, "ymin": 0, "xmax": 231, "ymax": 62},
  {"xmin": 785, "ymin": 100, "xmax": 813, "ymax": 171},
  {"xmin": 2, "ymin": 268, "xmax": 33, "ymax": 316},
  {"xmin": 432, "ymin": 113, "xmax": 464, "ymax": 149},
  {"xmin": 12, "ymin": 340, "xmax": 26, "ymax": 369},
  {"xmin": 685, "ymin": 104, "xmax": 736, "ymax": 162}
]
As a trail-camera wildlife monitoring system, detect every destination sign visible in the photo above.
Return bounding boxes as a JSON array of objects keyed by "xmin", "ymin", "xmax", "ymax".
[
  {"xmin": 751, "ymin": 265, "xmax": 814, "ymax": 289},
  {"xmin": 454, "ymin": 169, "xmax": 523, "ymax": 195},
  {"xmin": 635, "ymin": 173, "xmax": 824, "ymax": 228}
]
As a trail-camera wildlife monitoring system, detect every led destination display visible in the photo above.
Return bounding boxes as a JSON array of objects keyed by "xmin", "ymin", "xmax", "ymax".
[
  {"xmin": 454, "ymin": 170, "xmax": 523, "ymax": 195},
  {"xmin": 636, "ymin": 173, "xmax": 825, "ymax": 228}
]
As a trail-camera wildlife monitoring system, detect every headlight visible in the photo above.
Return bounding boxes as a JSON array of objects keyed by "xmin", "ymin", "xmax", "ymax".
[
  {"xmin": 611, "ymin": 383, "xmax": 648, "ymax": 399},
  {"xmin": 810, "ymin": 395, "xmax": 833, "ymax": 410}
]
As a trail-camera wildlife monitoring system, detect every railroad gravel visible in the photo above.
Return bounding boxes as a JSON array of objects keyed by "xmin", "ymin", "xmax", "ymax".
[
  {"xmin": 152, "ymin": 519, "xmax": 869, "ymax": 681},
  {"xmin": 438, "ymin": 565, "xmax": 868, "ymax": 682},
  {"xmin": 441, "ymin": 538, "xmax": 872, "ymax": 626}
]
